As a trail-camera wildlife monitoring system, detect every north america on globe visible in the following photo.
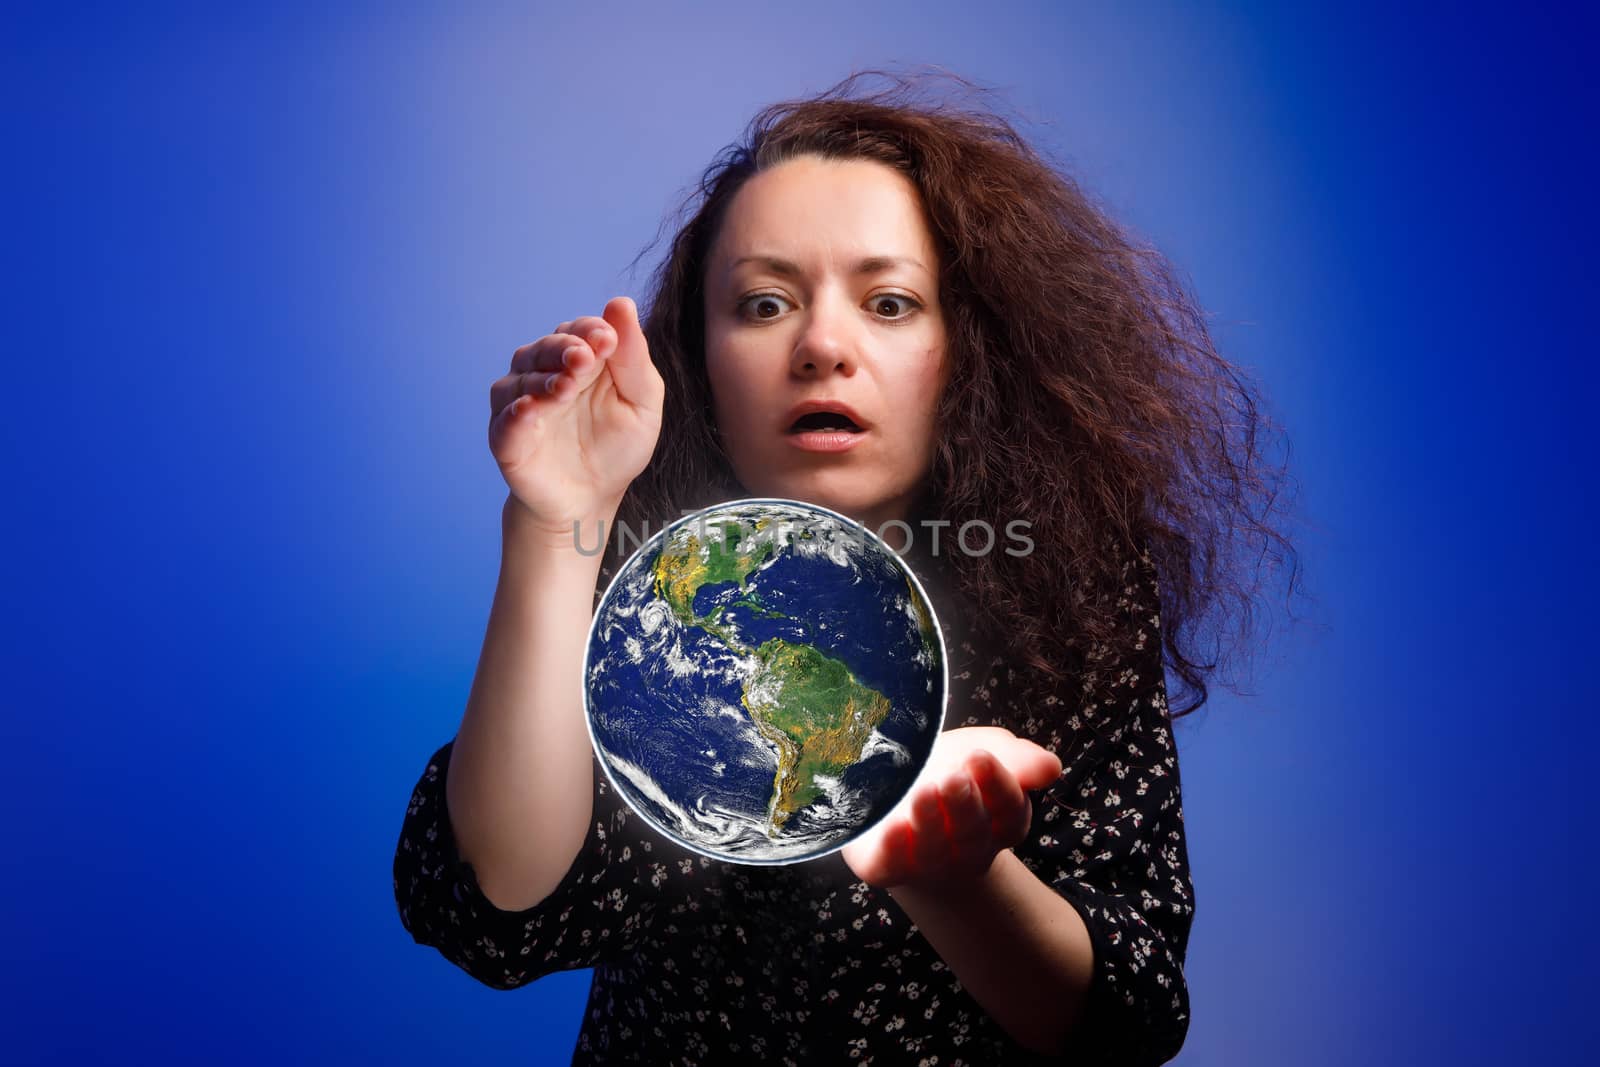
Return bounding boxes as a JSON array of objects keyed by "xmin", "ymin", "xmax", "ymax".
[{"xmin": 584, "ymin": 499, "xmax": 947, "ymax": 864}]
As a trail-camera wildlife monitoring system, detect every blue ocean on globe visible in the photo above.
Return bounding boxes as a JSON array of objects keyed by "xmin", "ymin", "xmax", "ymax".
[{"xmin": 584, "ymin": 498, "xmax": 948, "ymax": 864}]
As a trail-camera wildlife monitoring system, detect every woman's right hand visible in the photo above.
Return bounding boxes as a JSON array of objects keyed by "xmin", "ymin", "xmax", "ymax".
[{"xmin": 488, "ymin": 295, "xmax": 665, "ymax": 537}]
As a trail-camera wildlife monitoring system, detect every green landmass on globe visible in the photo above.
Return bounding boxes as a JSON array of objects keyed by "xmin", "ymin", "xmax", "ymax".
[
  {"xmin": 651, "ymin": 516, "xmax": 897, "ymax": 836},
  {"xmin": 745, "ymin": 638, "xmax": 891, "ymax": 830}
]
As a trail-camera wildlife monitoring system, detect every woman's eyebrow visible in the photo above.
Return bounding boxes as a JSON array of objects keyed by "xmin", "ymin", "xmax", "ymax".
[{"xmin": 730, "ymin": 254, "xmax": 929, "ymax": 278}]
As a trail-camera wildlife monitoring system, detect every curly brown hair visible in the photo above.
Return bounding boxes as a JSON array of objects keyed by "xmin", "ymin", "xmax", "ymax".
[{"xmin": 608, "ymin": 67, "xmax": 1308, "ymax": 720}]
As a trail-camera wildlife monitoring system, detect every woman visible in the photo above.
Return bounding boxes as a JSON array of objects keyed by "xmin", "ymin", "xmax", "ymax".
[{"xmin": 394, "ymin": 69, "xmax": 1301, "ymax": 1066}]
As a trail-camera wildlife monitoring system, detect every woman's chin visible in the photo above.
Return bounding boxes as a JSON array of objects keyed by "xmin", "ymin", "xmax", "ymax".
[{"xmin": 746, "ymin": 483, "xmax": 904, "ymax": 533}]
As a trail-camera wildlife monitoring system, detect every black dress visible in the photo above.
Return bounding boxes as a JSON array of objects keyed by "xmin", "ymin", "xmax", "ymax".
[{"xmin": 392, "ymin": 537, "xmax": 1195, "ymax": 1066}]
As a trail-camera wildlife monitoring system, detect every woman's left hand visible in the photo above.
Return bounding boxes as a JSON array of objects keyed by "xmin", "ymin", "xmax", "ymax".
[{"xmin": 840, "ymin": 726, "xmax": 1064, "ymax": 891}]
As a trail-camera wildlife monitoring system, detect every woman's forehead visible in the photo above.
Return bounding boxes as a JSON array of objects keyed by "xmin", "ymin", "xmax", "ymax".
[{"xmin": 710, "ymin": 157, "xmax": 938, "ymax": 280}]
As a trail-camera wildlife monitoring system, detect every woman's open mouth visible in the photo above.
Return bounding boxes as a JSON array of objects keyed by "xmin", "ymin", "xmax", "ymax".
[{"xmin": 785, "ymin": 411, "xmax": 867, "ymax": 453}]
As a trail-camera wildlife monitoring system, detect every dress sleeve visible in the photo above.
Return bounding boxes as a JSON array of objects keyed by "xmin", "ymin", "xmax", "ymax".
[
  {"xmin": 1014, "ymin": 546, "xmax": 1196, "ymax": 1066},
  {"xmin": 391, "ymin": 737, "xmax": 680, "ymax": 990}
]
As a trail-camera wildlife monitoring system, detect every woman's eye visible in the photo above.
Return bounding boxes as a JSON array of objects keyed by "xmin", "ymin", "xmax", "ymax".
[
  {"xmin": 870, "ymin": 293, "xmax": 920, "ymax": 320},
  {"xmin": 738, "ymin": 293, "xmax": 793, "ymax": 320}
]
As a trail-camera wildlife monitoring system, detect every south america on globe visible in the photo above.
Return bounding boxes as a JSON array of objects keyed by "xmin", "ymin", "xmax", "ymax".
[{"xmin": 583, "ymin": 498, "xmax": 948, "ymax": 864}]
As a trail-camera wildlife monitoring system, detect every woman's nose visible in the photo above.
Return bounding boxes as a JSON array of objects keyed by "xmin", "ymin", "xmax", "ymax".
[{"xmin": 789, "ymin": 300, "xmax": 859, "ymax": 378}]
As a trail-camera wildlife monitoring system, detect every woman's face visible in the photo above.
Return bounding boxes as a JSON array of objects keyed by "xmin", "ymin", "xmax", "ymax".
[{"xmin": 702, "ymin": 154, "xmax": 948, "ymax": 537}]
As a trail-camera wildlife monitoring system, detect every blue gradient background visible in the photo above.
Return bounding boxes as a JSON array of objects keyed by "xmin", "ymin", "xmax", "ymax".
[{"xmin": 5, "ymin": 3, "xmax": 1590, "ymax": 1064}]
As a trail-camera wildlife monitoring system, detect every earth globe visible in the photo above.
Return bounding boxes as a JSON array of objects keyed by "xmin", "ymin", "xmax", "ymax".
[{"xmin": 583, "ymin": 497, "xmax": 949, "ymax": 865}]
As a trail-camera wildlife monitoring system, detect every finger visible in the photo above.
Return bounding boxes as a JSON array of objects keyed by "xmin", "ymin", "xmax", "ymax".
[
  {"xmin": 886, "ymin": 817, "xmax": 920, "ymax": 886},
  {"xmin": 907, "ymin": 782, "xmax": 949, "ymax": 877},
  {"xmin": 496, "ymin": 333, "xmax": 610, "ymax": 413},
  {"xmin": 489, "ymin": 368, "xmax": 563, "ymax": 417},
  {"xmin": 863, "ymin": 816, "xmax": 918, "ymax": 889},
  {"xmin": 939, "ymin": 770, "xmax": 993, "ymax": 869},
  {"xmin": 489, "ymin": 390, "xmax": 537, "ymax": 453},
  {"xmin": 968, "ymin": 750, "xmax": 1032, "ymax": 848},
  {"xmin": 561, "ymin": 315, "xmax": 616, "ymax": 361},
  {"xmin": 996, "ymin": 737, "xmax": 1064, "ymax": 792},
  {"xmin": 599, "ymin": 296, "xmax": 664, "ymax": 409},
  {"xmin": 510, "ymin": 333, "xmax": 601, "ymax": 376},
  {"xmin": 524, "ymin": 316, "xmax": 616, "ymax": 372}
]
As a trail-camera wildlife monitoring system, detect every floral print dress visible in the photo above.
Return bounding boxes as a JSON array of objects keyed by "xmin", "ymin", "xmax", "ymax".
[{"xmin": 393, "ymin": 539, "xmax": 1195, "ymax": 1066}]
